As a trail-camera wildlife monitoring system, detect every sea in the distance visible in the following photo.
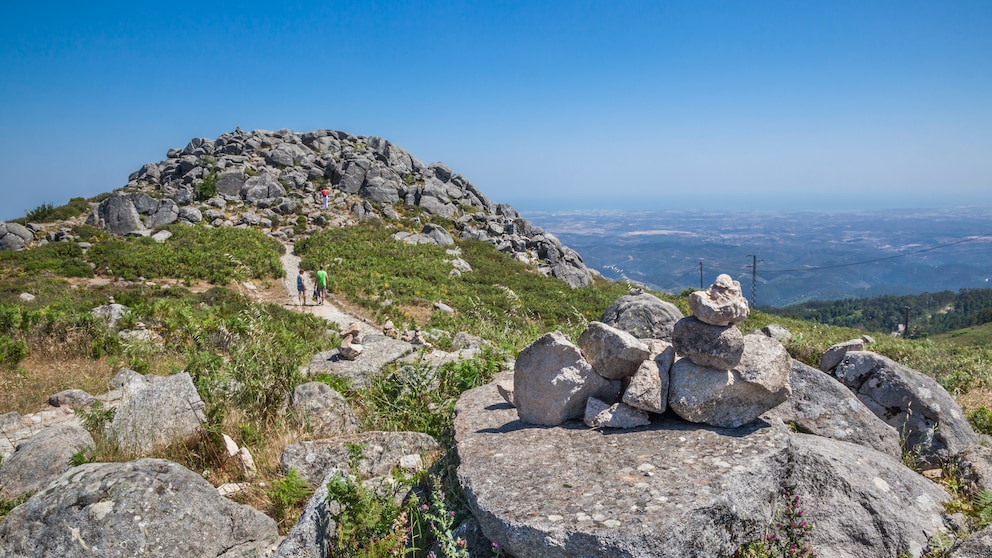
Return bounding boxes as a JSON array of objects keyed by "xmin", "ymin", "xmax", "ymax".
[{"xmin": 522, "ymin": 207, "xmax": 992, "ymax": 308}]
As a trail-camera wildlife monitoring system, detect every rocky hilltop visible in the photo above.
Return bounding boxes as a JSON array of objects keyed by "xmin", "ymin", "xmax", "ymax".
[{"xmin": 72, "ymin": 127, "xmax": 593, "ymax": 287}]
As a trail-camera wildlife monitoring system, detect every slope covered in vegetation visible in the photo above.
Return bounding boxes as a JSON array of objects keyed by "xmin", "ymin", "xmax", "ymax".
[{"xmin": 766, "ymin": 288, "xmax": 992, "ymax": 338}]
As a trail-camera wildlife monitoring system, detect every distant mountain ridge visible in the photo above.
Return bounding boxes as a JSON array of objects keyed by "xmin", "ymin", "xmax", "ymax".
[{"xmin": 526, "ymin": 208, "xmax": 992, "ymax": 307}]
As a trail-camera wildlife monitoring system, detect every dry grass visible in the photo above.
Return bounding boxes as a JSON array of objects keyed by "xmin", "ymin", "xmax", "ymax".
[
  {"xmin": 0, "ymin": 355, "xmax": 118, "ymax": 415},
  {"xmin": 958, "ymin": 388, "xmax": 992, "ymax": 414}
]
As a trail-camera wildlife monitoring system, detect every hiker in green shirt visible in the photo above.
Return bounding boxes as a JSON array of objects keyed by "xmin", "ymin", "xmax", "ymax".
[{"xmin": 316, "ymin": 267, "xmax": 328, "ymax": 305}]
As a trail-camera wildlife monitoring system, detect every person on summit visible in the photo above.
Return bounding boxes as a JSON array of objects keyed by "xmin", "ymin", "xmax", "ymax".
[
  {"xmin": 296, "ymin": 269, "xmax": 307, "ymax": 307},
  {"xmin": 316, "ymin": 266, "xmax": 328, "ymax": 305},
  {"xmin": 321, "ymin": 187, "xmax": 329, "ymax": 209}
]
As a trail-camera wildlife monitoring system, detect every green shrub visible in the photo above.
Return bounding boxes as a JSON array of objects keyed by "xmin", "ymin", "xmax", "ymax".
[
  {"xmin": 0, "ymin": 304, "xmax": 19, "ymax": 333},
  {"xmin": 86, "ymin": 225, "xmax": 284, "ymax": 283},
  {"xmin": 0, "ymin": 242, "xmax": 93, "ymax": 278},
  {"xmin": 294, "ymin": 224, "xmax": 630, "ymax": 352},
  {"xmin": 196, "ymin": 169, "xmax": 219, "ymax": 201},
  {"xmin": 968, "ymin": 406, "xmax": 992, "ymax": 436},
  {"xmin": 77, "ymin": 402, "xmax": 116, "ymax": 434},
  {"xmin": 68, "ymin": 448, "xmax": 94, "ymax": 467},
  {"xmin": 269, "ymin": 468, "xmax": 313, "ymax": 529},
  {"xmin": 87, "ymin": 192, "xmax": 113, "ymax": 203},
  {"xmin": 72, "ymin": 224, "xmax": 107, "ymax": 242},
  {"xmin": 0, "ymin": 493, "xmax": 30, "ymax": 519},
  {"xmin": 359, "ymin": 352, "xmax": 501, "ymax": 437},
  {"xmin": 16, "ymin": 197, "xmax": 90, "ymax": 223},
  {"xmin": 976, "ymin": 490, "xmax": 992, "ymax": 528},
  {"xmin": 325, "ymin": 459, "xmax": 411, "ymax": 556},
  {"xmin": 0, "ymin": 335, "xmax": 27, "ymax": 369}
]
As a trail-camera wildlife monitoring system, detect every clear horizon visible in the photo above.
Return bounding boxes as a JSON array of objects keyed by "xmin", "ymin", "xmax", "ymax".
[{"xmin": 2, "ymin": 1, "xmax": 990, "ymax": 221}]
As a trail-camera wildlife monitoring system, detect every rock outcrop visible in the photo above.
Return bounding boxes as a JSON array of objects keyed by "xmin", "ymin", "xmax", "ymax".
[
  {"xmin": 599, "ymin": 290, "xmax": 684, "ymax": 341},
  {"xmin": 832, "ymin": 351, "xmax": 979, "ymax": 465},
  {"xmin": 308, "ymin": 334, "xmax": 414, "ymax": 388},
  {"xmin": 0, "ymin": 423, "xmax": 94, "ymax": 501},
  {"xmin": 454, "ymin": 380, "xmax": 952, "ymax": 558},
  {"xmin": 0, "ymin": 222, "xmax": 34, "ymax": 250},
  {"xmin": 280, "ymin": 431, "xmax": 441, "ymax": 486},
  {"xmin": 0, "ymin": 459, "xmax": 279, "ymax": 557},
  {"xmin": 107, "ymin": 371, "xmax": 207, "ymax": 455},
  {"xmin": 289, "ymin": 382, "xmax": 360, "ymax": 438},
  {"xmin": 950, "ymin": 524, "xmax": 992, "ymax": 557},
  {"xmin": 464, "ymin": 278, "xmax": 990, "ymax": 554},
  {"xmin": 513, "ymin": 331, "xmax": 621, "ymax": 426},
  {"xmin": 762, "ymin": 360, "xmax": 902, "ymax": 458}
]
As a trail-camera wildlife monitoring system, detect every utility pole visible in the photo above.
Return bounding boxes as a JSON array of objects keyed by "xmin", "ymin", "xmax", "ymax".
[
  {"xmin": 699, "ymin": 261, "xmax": 704, "ymax": 290},
  {"xmin": 904, "ymin": 305, "xmax": 911, "ymax": 337},
  {"xmin": 745, "ymin": 254, "xmax": 762, "ymax": 307}
]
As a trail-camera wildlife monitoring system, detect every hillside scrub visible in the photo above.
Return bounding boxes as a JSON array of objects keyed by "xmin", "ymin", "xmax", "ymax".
[
  {"xmin": 0, "ymin": 242, "xmax": 94, "ymax": 278},
  {"xmin": 934, "ymin": 321, "xmax": 992, "ymax": 347},
  {"xmin": 85, "ymin": 225, "xmax": 285, "ymax": 283},
  {"xmin": 768, "ymin": 288, "xmax": 992, "ymax": 338},
  {"xmin": 12, "ymin": 197, "xmax": 92, "ymax": 224},
  {"xmin": 294, "ymin": 224, "xmax": 631, "ymax": 351}
]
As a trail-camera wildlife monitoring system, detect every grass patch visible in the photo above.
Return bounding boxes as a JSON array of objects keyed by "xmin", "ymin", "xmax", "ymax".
[
  {"xmin": 0, "ymin": 242, "xmax": 94, "ymax": 278},
  {"xmin": 356, "ymin": 351, "xmax": 503, "ymax": 439},
  {"xmin": 933, "ymin": 322, "xmax": 992, "ymax": 347},
  {"xmin": 13, "ymin": 197, "xmax": 91, "ymax": 224},
  {"xmin": 86, "ymin": 225, "xmax": 285, "ymax": 283},
  {"xmin": 295, "ymin": 224, "xmax": 631, "ymax": 352}
]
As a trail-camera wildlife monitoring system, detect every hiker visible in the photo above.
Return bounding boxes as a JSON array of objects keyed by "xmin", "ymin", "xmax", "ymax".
[
  {"xmin": 316, "ymin": 266, "xmax": 328, "ymax": 305},
  {"xmin": 296, "ymin": 269, "xmax": 307, "ymax": 306},
  {"xmin": 321, "ymin": 187, "xmax": 329, "ymax": 209}
]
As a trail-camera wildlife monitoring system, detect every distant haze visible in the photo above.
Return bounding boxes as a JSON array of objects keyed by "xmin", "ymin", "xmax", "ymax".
[
  {"xmin": 1, "ymin": 2, "xmax": 990, "ymax": 220},
  {"xmin": 527, "ymin": 207, "xmax": 992, "ymax": 307}
]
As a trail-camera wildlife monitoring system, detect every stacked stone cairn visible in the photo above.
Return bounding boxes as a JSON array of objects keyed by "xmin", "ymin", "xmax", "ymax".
[
  {"xmin": 506, "ymin": 274, "xmax": 792, "ymax": 429},
  {"xmin": 337, "ymin": 322, "xmax": 364, "ymax": 361}
]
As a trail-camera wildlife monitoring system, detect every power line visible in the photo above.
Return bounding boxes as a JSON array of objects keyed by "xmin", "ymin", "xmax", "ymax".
[{"xmin": 760, "ymin": 232, "xmax": 992, "ymax": 274}]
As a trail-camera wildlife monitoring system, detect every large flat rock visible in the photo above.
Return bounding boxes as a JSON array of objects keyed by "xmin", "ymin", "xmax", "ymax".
[
  {"xmin": 307, "ymin": 334, "xmax": 413, "ymax": 387},
  {"xmin": 454, "ymin": 380, "xmax": 951, "ymax": 558}
]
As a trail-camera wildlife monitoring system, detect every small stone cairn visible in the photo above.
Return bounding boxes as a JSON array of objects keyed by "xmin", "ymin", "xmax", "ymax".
[
  {"xmin": 506, "ymin": 274, "xmax": 792, "ymax": 429},
  {"xmin": 339, "ymin": 322, "xmax": 364, "ymax": 360}
]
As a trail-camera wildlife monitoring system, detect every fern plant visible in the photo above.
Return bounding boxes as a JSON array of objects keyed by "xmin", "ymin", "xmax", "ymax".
[{"xmin": 975, "ymin": 490, "xmax": 992, "ymax": 527}]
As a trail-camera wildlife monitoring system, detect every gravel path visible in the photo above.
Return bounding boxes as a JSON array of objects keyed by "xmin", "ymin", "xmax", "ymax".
[{"xmin": 279, "ymin": 245, "xmax": 379, "ymax": 336}]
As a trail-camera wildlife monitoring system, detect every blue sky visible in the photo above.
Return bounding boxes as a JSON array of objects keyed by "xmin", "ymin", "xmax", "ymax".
[{"xmin": 1, "ymin": 1, "xmax": 990, "ymax": 220}]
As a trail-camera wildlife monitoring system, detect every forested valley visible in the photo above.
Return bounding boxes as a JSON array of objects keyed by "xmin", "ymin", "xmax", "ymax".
[{"xmin": 764, "ymin": 288, "xmax": 992, "ymax": 338}]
